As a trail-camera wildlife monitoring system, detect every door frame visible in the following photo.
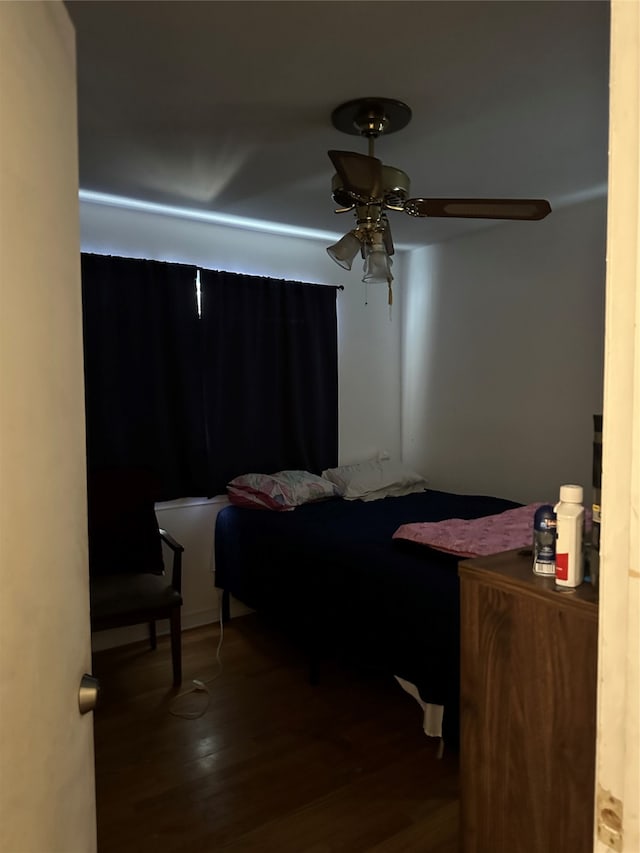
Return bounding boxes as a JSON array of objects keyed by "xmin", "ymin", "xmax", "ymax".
[{"xmin": 594, "ymin": 2, "xmax": 639, "ymax": 850}]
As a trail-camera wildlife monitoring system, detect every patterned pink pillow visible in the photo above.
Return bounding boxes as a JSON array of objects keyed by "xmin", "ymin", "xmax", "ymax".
[{"xmin": 227, "ymin": 470, "xmax": 339, "ymax": 510}]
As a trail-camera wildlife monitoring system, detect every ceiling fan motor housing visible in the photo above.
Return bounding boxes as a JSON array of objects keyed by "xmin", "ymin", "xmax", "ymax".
[{"xmin": 331, "ymin": 164, "xmax": 411, "ymax": 210}]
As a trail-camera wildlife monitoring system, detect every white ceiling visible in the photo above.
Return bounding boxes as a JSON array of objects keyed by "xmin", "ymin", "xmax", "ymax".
[{"xmin": 65, "ymin": 0, "xmax": 610, "ymax": 247}]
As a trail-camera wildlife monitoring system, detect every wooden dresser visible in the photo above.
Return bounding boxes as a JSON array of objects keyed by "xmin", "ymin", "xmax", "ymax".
[{"xmin": 458, "ymin": 548, "xmax": 598, "ymax": 853}]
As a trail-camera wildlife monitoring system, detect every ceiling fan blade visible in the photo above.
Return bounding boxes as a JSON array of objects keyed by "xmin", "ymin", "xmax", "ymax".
[
  {"xmin": 404, "ymin": 198, "xmax": 552, "ymax": 221},
  {"xmin": 328, "ymin": 150, "xmax": 384, "ymax": 201}
]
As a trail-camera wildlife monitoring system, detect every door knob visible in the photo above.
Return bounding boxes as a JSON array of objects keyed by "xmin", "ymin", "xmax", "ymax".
[{"xmin": 78, "ymin": 673, "xmax": 100, "ymax": 714}]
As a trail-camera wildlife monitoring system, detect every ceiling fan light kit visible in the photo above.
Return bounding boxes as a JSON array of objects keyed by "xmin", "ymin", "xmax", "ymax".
[
  {"xmin": 362, "ymin": 231, "xmax": 394, "ymax": 285},
  {"xmin": 326, "ymin": 97, "xmax": 552, "ymax": 295},
  {"xmin": 326, "ymin": 230, "xmax": 363, "ymax": 271}
]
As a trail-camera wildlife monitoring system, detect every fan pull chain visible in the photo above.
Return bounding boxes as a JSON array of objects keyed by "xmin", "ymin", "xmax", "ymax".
[{"xmin": 388, "ymin": 278, "xmax": 393, "ymax": 321}]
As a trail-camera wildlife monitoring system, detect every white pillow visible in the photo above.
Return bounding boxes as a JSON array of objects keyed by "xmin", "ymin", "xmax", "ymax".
[{"xmin": 321, "ymin": 460, "xmax": 427, "ymax": 501}]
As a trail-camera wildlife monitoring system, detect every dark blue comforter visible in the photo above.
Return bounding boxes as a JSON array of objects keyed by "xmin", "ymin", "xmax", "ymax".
[{"xmin": 215, "ymin": 489, "xmax": 519, "ymax": 743}]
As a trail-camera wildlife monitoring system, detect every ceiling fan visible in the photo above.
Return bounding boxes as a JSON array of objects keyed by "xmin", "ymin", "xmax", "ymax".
[{"xmin": 326, "ymin": 97, "xmax": 552, "ymax": 285}]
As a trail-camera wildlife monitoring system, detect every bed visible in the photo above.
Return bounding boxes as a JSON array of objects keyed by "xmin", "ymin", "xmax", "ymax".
[{"xmin": 214, "ymin": 475, "xmax": 521, "ymax": 746}]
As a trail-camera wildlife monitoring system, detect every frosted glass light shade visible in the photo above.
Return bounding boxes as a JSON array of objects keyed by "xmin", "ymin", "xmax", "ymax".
[
  {"xmin": 326, "ymin": 231, "xmax": 362, "ymax": 270},
  {"xmin": 362, "ymin": 248, "xmax": 393, "ymax": 283}
]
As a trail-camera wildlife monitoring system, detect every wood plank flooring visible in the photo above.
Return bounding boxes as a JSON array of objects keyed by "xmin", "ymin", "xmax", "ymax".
[{"xmin": 92, "ymin": 615, "xmax": 460, "ymax": 853}]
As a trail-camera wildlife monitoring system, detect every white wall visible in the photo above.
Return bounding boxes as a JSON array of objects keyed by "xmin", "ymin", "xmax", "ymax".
[
  {"xmin": 401, "ymin": 196, "xmax": 607, "ymax": 505},
  {"xmin": 81, "ymin": 199, "xmax": 403, "ymax": 647}
]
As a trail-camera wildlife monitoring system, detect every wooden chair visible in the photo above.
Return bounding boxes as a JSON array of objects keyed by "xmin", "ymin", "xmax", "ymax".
[{"xmin": 87, "ymin": 467, "xmax": 185, "ymax": 686}]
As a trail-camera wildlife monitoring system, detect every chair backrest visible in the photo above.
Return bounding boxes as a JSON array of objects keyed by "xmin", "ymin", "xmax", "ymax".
[{"xmin": 87, "ymin": 467, "xmax": 164, "ymax": 577}]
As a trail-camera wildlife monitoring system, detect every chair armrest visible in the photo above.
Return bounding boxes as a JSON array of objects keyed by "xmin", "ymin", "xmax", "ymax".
[
  {"xmin": 159, "ymin": 528, "xmax": 184, "ymax": 553},
  {"xmin": 159, "ymin": 528, "xmax": 184, "ymax": 593}
]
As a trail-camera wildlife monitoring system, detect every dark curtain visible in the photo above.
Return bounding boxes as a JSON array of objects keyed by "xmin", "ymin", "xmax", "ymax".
[
  {"xmin": 81, "ymin": 256, "xmax": 339, "ymax": 500},
  {"xmin": 81, "ymin": 254, "xmax": 208, "ymax": 500},
  {"xmin": 199, "ymin": 269, "xmax": 338, "ymax": 495}
]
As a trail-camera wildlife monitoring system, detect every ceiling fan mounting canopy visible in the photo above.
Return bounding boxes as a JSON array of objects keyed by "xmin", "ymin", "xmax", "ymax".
[
  {"xmin": 331, "ymin": 97, "xmax": 413, "ymax": 138},
  {"xmin": 327, "ymin": 97, "xmax": 552, "ymax": 261}
]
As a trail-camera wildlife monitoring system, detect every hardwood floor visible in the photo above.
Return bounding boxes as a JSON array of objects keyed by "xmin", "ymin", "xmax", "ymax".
[{"xmin": 92, "ymin": 615, "xmax": 460, "ymax": 853}]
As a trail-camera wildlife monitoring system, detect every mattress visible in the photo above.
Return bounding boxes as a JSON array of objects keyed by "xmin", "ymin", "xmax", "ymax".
[{"xmin": 214, "ymin": 488, "xmax": 520, "ymax": 744}]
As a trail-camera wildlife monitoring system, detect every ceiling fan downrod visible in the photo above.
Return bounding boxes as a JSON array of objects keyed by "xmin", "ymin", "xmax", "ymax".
[{"xmin": 354, "ymin": 109, "xmax": 389, "ymax": 156}]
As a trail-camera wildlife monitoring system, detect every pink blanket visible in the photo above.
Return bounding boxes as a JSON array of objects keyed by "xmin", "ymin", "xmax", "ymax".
[{"xmin": 393, "ymin": 503, "xmax": 547, "ymax": 558}]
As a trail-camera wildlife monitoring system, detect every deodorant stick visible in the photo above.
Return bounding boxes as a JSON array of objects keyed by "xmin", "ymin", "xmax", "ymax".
[{"xmin": 533, "ymin": 504, "xmax": 556, "ymax": 576}]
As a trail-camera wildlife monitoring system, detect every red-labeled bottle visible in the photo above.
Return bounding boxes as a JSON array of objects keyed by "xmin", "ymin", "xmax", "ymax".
[{"xmin": 554, "ymin": 484, "xmax": 585, "ymax": 589}]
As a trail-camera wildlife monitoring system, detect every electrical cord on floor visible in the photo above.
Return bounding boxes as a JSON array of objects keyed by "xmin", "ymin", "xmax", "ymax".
[{"xmin": 168, "ymin": 591, "xmax": 225, "ymax": 720}]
